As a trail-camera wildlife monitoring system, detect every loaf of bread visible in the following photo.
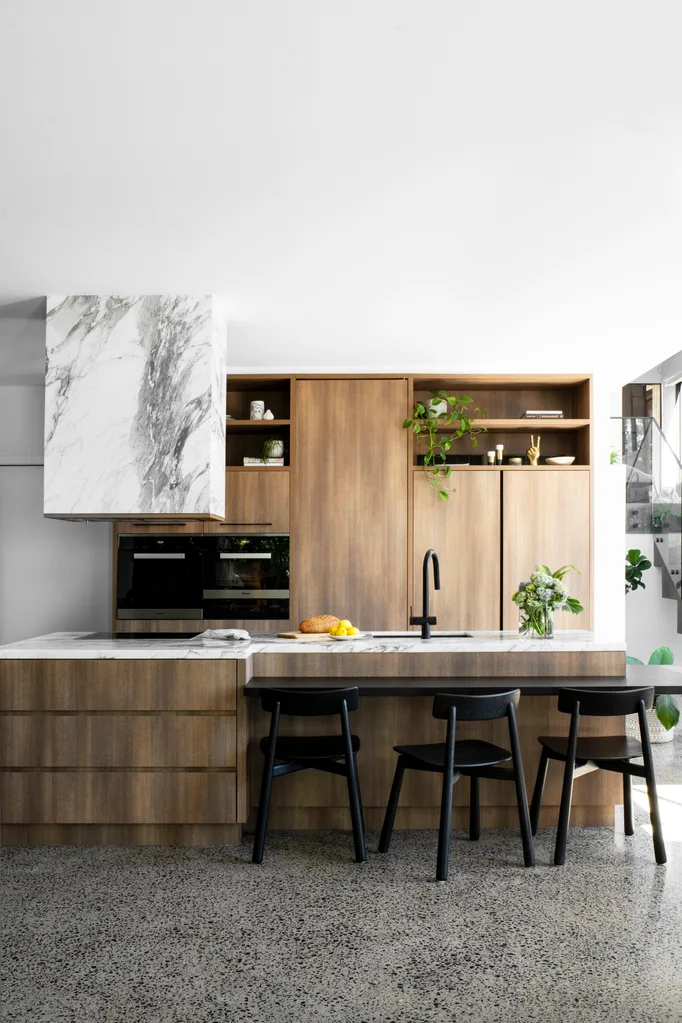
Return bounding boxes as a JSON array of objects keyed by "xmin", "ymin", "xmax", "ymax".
[{"xmin": 299, "ymin": 614, "xmax": 340, "ymax": 634}]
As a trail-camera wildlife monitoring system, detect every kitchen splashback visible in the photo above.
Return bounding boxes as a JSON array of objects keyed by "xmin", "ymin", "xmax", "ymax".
[{"xmin": 44, "ymin": 295, "xmax": 226, "ymax": 519}]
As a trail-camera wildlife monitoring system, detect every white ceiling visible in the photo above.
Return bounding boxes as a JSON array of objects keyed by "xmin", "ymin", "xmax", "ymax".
[{"xmin": 1, "ymin": 0, "xmax": 681, "ymax": 382}]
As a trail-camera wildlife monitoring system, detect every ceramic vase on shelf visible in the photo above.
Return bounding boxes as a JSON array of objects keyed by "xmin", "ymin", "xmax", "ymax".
[{"xmin": 250, "ymin": 400, "xmax": 265, "ymax": 420}]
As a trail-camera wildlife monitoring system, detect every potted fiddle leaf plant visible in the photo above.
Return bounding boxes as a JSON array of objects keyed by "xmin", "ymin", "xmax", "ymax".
[
  {"xmin": 403, "ymin": 390, "xmax": 487, "ymax": 499},
  {"xmin": 626, "ymin": 646, "xmax": 680, "ymax": 742},
  {"xmin": 625, "ymin": 549, "xmax": 651, "ymax": 593}
]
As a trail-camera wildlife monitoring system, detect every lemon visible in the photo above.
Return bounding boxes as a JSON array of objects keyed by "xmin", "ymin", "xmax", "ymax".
[
  {"xmin": 336, "ymin": 627, "xmax": 348, "ymax": 636},
  {"xmin": 328, "ymin": 627, "xmax": 337, "ymax": 636},
  {"xmin": 349, "ymin": 626, "xmax": 360, "ymax": 636},
  {"xmin": 339, "ymin": 619, "xmax": 352, "ymax": 629}
]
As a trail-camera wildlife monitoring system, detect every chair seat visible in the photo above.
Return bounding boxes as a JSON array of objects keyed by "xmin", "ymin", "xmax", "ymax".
[
  {"xmin": 260, "ymin": 734, "xmax": 360, "ymax": 761},
  {"xmin": 538, "ymin": 734, "xmax": 642, "ymax": 761},
  {"xmin": 395, "ymin": 739, "xmax": 511, "ymax": 771}
]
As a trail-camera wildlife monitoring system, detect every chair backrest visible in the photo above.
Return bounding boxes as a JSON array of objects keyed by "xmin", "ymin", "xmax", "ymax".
[
  {"xmin": 557, "ymin": 687, "xmax": 654, "ymax": 717},
  {"xmin": 432, "ymin": 689, "xmax": 521, "ymax": 722},
  {"xmin": 260, "ymin": 687, "xmax": 359, "ymax": 717}
]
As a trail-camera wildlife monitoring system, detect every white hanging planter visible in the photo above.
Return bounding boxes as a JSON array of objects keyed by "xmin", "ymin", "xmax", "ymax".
[{"xmin": 625, "ymin": 708, "xmax": 676, "ymax": 744}]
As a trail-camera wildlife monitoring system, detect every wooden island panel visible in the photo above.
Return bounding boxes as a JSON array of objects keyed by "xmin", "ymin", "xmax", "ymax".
[{"xmin": 0, "ymin": 659, "xmax": 243, "ymax": 846}]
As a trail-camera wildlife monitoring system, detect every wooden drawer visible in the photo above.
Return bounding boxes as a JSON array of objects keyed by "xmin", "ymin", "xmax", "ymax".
[
  {"xmin": 0, "ymin": 661, "xmax": 237, "ymax": 712},
  {"xmin": 205, "ymin": 470, "xmax": 289, "ymax": 533},
  {"xmin": 114, "ymin": 521, "xmax": 204, "ymax": 535},
  {"xmin": 1, "ymin": 771, "xmax": 237, "ymax": 824},
  {"xmin": 0, "ymin": 714, "xmax": 237, "ymax": 768}
]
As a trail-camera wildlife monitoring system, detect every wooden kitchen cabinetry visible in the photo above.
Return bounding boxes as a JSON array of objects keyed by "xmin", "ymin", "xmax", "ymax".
[
  {"xmin": 205, "ymin": 470, "xmax": 290, "ymax": 534},
  {"xmin": 412, "ymin": 469, "xmax": 501, "ymax": 630},
  {"xmin": 502, "ymin": 469, "xmax": 591, "ymax": 629},
  {"xmin": 293, "ymin": 378, "xmax": 410, "ymax": 631},
  {"xmin": 0, "ymin": 659, "xmax": 244, "ymax": 845}
]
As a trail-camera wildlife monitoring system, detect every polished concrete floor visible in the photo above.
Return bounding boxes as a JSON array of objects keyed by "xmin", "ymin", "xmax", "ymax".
[{"xmin": 3, "ymin": 742, "xmax": 682, "ymax": 1023}]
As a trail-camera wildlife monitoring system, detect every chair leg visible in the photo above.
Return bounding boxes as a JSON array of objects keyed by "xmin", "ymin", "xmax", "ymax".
[
  {"xmin": 378, "ymin": 758, "xmax": 405, "ymax": 854},
  {"xmin": 345, "ymin": 748, "xmax": 366, "ymax": 863},
  {"xmin": 469, "ymin": 774, "xmax": 480, "ymax": 841},
  {"xmin": 623, "ymin": 771, "xmax": 634, "ymax": 836},
  {"xmin": 639, "ymin": 718, "xmax": 667, "ymax": 865},
  {"xmin": 554, "ymin": 759, "xmax": 576, "ymax": 866},
  {"xmin": 436, "ymin": 766, "xmax": 456, "ymax": 882},
  {"xmin": 506, "ymin": 706, "xmax": 535, "ymax": 866},
  {"xmin": 354, "ymin": 754, "xmax": 366, "ymax": 835},
  {"xmin": 530, "ymin": 748, "xmax": 549, "ymax": 836},
  {"xmin": 252, "ymin": 756, "xmax": 276, "ymax": 864}
]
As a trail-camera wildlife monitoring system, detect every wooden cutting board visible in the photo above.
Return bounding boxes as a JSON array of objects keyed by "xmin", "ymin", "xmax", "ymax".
[{"xmin": 277, "ymin": 631, "xmax": 332, "ymax": 641}]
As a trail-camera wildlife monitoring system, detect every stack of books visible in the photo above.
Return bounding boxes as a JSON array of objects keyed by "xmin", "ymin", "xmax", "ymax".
[
  {"xmin": 521, "ymin": 410, "xmax": 564, "ymax": 420},
  {"xmin": 243, "ymin": 457, "xmax": 285, "ymax": 466}
]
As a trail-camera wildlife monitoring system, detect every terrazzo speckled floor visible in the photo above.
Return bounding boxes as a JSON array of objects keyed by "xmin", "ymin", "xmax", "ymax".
[{"xmin": 3, "ymin": 742, "xmax": 682, "ymax": 1023}]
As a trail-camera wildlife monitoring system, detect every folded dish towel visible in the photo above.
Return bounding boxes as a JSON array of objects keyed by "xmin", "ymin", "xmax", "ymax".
[{"xmin": 189, "ymin": 629, "xmax": 250, "ymax": 642}]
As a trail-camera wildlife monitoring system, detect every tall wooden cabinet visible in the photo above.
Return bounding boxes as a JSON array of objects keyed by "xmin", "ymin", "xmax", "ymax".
[
  {"xmin": 502, "ymin": 470, "xmax": 591, "ymax": 628},
  {"xmin": 412, "ymin": 470, "xmax": 501, "ymax": 630},
  {"xmin": 293, "ymin": 378, "xmax": 409, "ymax": 630}
]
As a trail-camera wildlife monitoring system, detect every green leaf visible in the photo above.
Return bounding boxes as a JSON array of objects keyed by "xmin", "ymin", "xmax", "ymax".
[
  {"xmin": 447, "ymin": 396, "xmax": 457, "ymax": 405},
  {"xmin": 438, "ymin": 490, "xmax": 448, "ymax": 500},
  {"xmin": 639, "ymin": 559, "xmax": 652, "ymax": 570},
  {"xmin": 648, "ymin": 646, "xmax": 674, "ymax": 666},
  {"xmin": 626, "ymin": 655, "xmax": 644, "ymax": 664},
  {"xmin": 627, "ymin": 549, "xmax": 641, "ymax": 565},
  {"xmin": 565, "ymin": 598, "xmax": 584, "ymax": 614},
  {"xmin": 460, "ymin": 395, "xmax": 472, "ymax": 403},
  {"xmin": 654, "ymin": 694, "xmax": 680, "ymax": 730},
  {"xmin": 413, "ymin": 423, "xmax": 420, "ymax": 434},
  {"xmin": 403, "ymin": 418, "xmax": 413, "ymax": 428}
]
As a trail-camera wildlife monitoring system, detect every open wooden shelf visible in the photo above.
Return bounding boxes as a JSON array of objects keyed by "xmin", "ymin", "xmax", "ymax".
[
  {"xmin": 411, "ymin": 464, "xmax": 587, "ymax": 471},
  {"xmin": 433, "ymin": 418, "xmax": 589, "ymax": 432},
  {"xmin": 225, "ymin": 419, "xmax": 290, "ymax": 431},
  {"xmin": 225, "ymin": 465, "xmax": 291, "ymax": 472}
]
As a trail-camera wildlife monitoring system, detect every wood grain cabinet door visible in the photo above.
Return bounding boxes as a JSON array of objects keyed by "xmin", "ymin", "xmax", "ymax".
[
  {"xmin": 205, "ymin": 471, "xmax": 290, "ymax": 533},
  {"xmin": 502, "ymin": 470, "xmax": 591, "ymax": 629},
  {"xmin": 413, "ymin": 470, "xmax": 501, "ymax": 631},
  {"xmin": 294, "ymin": 379, "xmax": 409, "ymax": 630}
]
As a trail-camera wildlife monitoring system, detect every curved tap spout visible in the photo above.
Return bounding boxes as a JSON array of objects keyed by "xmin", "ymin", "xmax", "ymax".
[{"xmin": 410, "ymin": 549, "xmax": 440, "ymax": 639}]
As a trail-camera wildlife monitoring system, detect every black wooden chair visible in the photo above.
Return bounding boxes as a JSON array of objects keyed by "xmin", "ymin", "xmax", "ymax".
[
  {"xmin": 378, "ymin": 690, "xmax": 535, "ymax": 881},
  {"xmin": 529, "ymin": 687, "xmax": 667, "ymax": 866},
  {"xmin": 252, "ymin": 687, "xmax": 365, "ymax": 864}
]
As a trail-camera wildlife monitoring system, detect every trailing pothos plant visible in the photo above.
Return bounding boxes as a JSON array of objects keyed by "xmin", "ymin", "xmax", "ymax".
[
  {"xmin": 626, "ymin": 645, "xmax": 680, "ymax": 730},
  {"xmin": 403, "ymin": 390, "xmax": 487, "ymax": 499}
]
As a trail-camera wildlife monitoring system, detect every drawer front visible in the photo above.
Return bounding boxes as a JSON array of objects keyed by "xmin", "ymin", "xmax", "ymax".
[
  {"xmin": 1, "ymin": 771, "xmax": 237, "ymax": 824},
  {"xmin": 205, "ymin": 471, "xmax": 290, "ymax": 533},
  {"xmin": 115, "ymin": 522, "xmax": 205, "ymax": 535},
  {"xmin": 0, "ymin": 714, "xmax": 237, "ymax": 769},
  {"xmin": 0, "ymin": 661, "xmax": 237, "ymax": 712}
]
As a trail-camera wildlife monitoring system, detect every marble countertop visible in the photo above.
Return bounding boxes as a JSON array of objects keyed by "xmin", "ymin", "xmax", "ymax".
[{"xmin": 0, "ymin": 630, "xmax": 626, "ymax": 660}]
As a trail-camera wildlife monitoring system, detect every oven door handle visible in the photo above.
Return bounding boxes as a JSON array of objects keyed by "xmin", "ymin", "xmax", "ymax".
[
  {"xmin": 218, "ymin": 553, "xmax": 272, "ymax": 559},
  {"xmin": 133, "ymin": 553, "xmax": 186, "ymax": 560},
  {"xmin": 203, "ymin": 589, "xmax": 289, "ymax": 599}
]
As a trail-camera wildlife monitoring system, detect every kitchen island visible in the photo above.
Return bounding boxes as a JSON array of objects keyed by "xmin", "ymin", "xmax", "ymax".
[{"xmin": 3, "ymin": 629, "xmax": 672, "ymax": 845}]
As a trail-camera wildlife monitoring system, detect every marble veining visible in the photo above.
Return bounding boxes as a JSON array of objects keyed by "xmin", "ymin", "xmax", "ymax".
[
  {"xmin": 44, "ymin": 295, "xmax": 226, "ymax": 517},
  {"xmin": 0, "ymin": 630, "xmax": 625, "ymax": 660}
]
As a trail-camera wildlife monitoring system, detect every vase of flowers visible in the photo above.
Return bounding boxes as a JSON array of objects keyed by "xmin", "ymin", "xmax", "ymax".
[{"xmin": 513, "ymin": 564, "xmax": 584, "ymax": 638}]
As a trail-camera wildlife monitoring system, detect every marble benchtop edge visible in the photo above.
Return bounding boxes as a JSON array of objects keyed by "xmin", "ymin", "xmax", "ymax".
[{"xmin": 0, "ymin": 630, "xmax": 627, "ymax": 660}]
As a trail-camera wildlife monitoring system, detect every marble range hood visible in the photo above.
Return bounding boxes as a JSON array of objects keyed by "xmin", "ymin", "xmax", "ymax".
[{"xmin": 44, "ymin": 295, "xmax": 227, "ymax": 520}]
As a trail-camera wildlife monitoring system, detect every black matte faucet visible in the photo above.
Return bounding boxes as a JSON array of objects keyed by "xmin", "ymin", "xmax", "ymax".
[{"xmin": 410, "ymin": 549, "xmax": 440, "ymax": 639}]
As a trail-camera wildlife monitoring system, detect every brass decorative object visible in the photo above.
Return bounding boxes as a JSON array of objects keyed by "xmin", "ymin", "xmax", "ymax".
[{"xmin": 527, "ymin": 435, "xmax": 541, "ymax": 466}]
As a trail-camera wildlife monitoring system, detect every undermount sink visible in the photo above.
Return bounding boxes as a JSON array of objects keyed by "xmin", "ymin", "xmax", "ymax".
[{"xmin": 373, "ymin": 631, "xmax": 473, "ymax": 640}]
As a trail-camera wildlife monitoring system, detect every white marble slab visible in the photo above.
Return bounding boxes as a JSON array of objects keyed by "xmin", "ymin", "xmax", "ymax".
[
  {"xmin": 0, "ymin": 630, "xmax": 625, "ymax": 660},
  {"xmin": 44, "ymin": 295, "xmax": 226, "ymax": 517}
]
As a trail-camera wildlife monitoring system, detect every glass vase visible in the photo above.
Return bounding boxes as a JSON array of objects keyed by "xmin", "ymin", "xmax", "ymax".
[{"xmin": 520, "ymin": 608, "xmax": 554, "ymax": 638}]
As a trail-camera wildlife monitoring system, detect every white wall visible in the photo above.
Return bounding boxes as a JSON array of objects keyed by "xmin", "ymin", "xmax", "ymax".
[
  {"xmin": 0, "ymin": 386, "xmax": 111, "ymax": 644},
  {"xmin": 2, "ymin": 1, "xmax": 682, "ymax": 641}
]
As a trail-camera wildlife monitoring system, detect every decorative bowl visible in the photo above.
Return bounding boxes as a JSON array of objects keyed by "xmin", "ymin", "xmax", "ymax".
[{"xmin": 545, "ymin": 456, "xmax": 576, "ymax": 465}]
